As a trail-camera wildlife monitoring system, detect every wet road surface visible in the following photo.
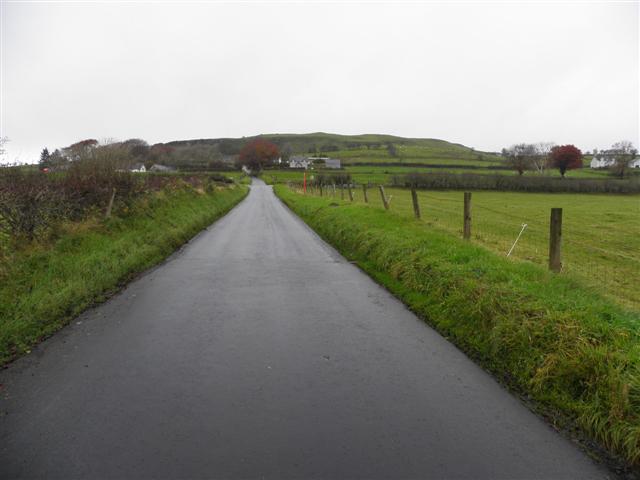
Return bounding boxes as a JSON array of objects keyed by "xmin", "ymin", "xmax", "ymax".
[{"xmin": 0, "ymin": 180, "xmax": 609, "ymax": 479}]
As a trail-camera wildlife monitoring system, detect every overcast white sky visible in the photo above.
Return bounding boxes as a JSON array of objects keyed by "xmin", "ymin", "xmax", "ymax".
[{"xmin": 1, "ymin": 1, "xmax": 638, "ymax": 163}]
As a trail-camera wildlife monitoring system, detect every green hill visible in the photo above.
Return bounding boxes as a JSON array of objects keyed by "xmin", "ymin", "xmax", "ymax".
[{"xmin": 163, "ymin": 132, "xmax": 501, "ymax": 168}]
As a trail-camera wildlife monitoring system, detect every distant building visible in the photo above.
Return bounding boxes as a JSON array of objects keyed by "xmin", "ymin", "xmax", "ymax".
[
  {"xmin": 287, "ymin": 155, "xmax": 342, "ymax": 169},
  {"xmin": 590, "ymin": 154, "xmax": 640, "ymax": 169},
  {"xmin": 149, "ymin": 164, "xmax": 175, "ymax": 172},
  {"xmin": 302, "ymin": 156, "xmax": 342, "ymax": 169},
  {"xmin": 130, "ymin": 163, "xmax": 146, "ymax": 173},
  {"xmin": 289, "ymin": 156, "xmax": 313, "ymax": 169},
  {"xmin": 323, "ymin": 158, "xmax": 341, "ymax": 169},
  {"xmin": 590, "ymin": 155, "xmax": 615, "ymax": 169}
]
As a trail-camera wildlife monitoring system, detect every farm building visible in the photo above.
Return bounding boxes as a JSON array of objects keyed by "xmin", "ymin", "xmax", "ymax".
[
  {"xmin": 289, "ymin": 156, "xmax": 313, "ymax": 169},
  {"xmin": 324, "ymin": 158, "xmax": 341, "ymax": 169},
  {"xmin": 288, "ymin": 156, "xmax": 342, "ymax": 169},
  {"xmin": 130, "ymin": 163, "xmax": 146, "ymax": 173},
  {"xmin": 590, "ymin": 153, "xmax": 640, "ymax": 169},
  {"xmin": 307, "ymin": 156, "xmax": 342, "ymax": 169},
  {"xmin": 590, "ymin": 156, "xmax": 615, "ymax": 169}
]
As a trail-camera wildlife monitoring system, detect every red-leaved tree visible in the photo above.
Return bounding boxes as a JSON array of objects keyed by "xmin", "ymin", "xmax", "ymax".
[
  {"xmin": 550, "ymin": 144, "xmax": 582, "ymax": 177},
  {"xmin": 236, "ymin": 139, "xmax": 279, "ymax": 172}
]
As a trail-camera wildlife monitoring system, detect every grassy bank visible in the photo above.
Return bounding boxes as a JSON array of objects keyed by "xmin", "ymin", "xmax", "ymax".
[
  {"xmin": 290, "ymin": 186, "xmax": 640, "ymax": 310},
  {"xmin": 274, "ymin": 185, "xmax": 640, "ymax": 467},
  {"xmin": 0, "ymin": 184, "xmax": 247, "ymax": 365}
]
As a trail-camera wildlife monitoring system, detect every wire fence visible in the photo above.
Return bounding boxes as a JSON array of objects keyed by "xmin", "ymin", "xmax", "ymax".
[{"xmin": 288, "ymin": 181, "xmax": 639, "ymax": 310}]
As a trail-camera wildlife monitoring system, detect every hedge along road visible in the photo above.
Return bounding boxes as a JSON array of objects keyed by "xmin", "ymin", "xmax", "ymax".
[{"xmin": 0, "ymin": 179, "xmax": 609, "ymax": 479}]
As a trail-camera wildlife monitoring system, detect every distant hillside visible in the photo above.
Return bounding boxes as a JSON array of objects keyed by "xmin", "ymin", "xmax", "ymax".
[{"xmin": 161, "ymin": 132, "xmax": 500, "ymax": 168}]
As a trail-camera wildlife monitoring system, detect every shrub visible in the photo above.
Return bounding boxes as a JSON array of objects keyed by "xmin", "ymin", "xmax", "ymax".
[
  {"xmin": 60, "ymin": 160, "xmax": 141, "ymax": 219},
  {"xmin": 0, "ymin": 168, "xmax": 65, "ymax": 240},
  {"xmin": 0, "ymin": 161, "xmax": 235, "ymax": 245},
  {"xmin": 311, "ymin": 173, "xmax": 352, "ymax": 186},
  {"xmin": 393, "ymin": 172, "xmax": 640, "ymax": 193}
]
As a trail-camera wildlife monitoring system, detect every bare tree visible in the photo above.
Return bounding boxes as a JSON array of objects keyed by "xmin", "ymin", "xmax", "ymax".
[
  {"xmin": 609, "ymin": 141, "xmax": 637, "ymax": 178},
  {"xmin": 0, "ymin": 136, "xmax": 8, "ymax": 163},
  {"xmin": 503, "ymin": 143, "xmax": 536, "ymax": 175},
  {"xmin": 62, "ymin": 139, "xmax": 99, "ymax": 162},
  {"xmin": 532, "ymin": 142, "xmax": 555, "ymax": 174},
  {"xmin": 121, "ymin": 138, "xmax": 150, "ymax": 158}
]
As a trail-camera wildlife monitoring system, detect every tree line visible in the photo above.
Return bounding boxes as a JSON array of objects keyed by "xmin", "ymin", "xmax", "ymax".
[{"xmin": 501, "ymin": 141, "xmax": 638, "ymax": 178}]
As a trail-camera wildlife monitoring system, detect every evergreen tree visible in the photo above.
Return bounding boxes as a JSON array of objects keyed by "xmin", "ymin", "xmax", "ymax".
[{"xmin": 39, "ymin": 147, "xmax": 51, "ymax": 167}]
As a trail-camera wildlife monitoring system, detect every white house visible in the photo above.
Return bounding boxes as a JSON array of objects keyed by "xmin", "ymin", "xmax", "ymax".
[
  {"xmin": 306, "ymin": 156, "xmax": 342, "ymax": 169},
  {"xmin": 590, "ymin": 154, "xmax": 640, "ymax": 169},
  {"xmin": 590, "ymin": 155, "xmax": 615, "ymax": 169},
  {"xmin": 130, "ymin": 163, "xmax": 146, "ymax": 173},
  {"xmin": 289, "ymin": 156, "xmax": 313, "ymax": 169}
]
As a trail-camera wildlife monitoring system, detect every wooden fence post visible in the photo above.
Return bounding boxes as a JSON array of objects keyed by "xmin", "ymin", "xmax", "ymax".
[
  {"xmin": 332, "ymin": 183, "xmax": 336, "ymax": 197},
  {"xmin": 362, "ymin": 184, "xmax": 368, "ymax": 203},
  {"xmin": 411, "ymin": 188, "xmax": 420, "ymax": 219},
  {"xmin": 319, "ymin": 184, "xmax": 323, "ymax": 197},
  {"xmin": 549, "ymin": 208, "xmax": 562, "ymax": 273},
  {"xmin": 105, "ymin": 188, "xmax": 116, "ymax": 219},
  {"xmin": 463, "ymin": 192, "xmax": 472, "ymax": 240},
  {"xmin": 348, "ymin": 184, "xmax": 354, "ymax": 201},
  {"xmin": 341, "ymin": 184, "xmax": 345, "ymax": 200},
  {"xmin": 379, "ymin": 186, "xmax": 390, "ymax": 210}
]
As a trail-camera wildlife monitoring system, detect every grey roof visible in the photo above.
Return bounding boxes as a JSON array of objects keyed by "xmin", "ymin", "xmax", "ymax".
[{"xmin": 324, "ymin": 158, "xmax": 341, "ymax": 168}]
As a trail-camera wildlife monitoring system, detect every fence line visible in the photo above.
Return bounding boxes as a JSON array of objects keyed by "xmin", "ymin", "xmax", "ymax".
[{"xmin": 287, "ymin": 184, "xmax": 637, "ymax": 292}]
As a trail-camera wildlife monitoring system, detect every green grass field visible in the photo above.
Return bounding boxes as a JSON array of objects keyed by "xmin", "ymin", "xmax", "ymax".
[
  {"xmin": 344, "ymin": 164, "xmax": 614, "ymax": 179},
  {"xmin": 0, "ymin": 184, "xmax": 248, "ymax": 365},
  {"xmin": 326, "ymin": 146, "xmax": 501, "ymax": 165},
  {"xmin": 296, "ymin": 185, "xmax": 640, "ymax": 311},
  {"xmin": 275, "ymin": 185, "xmax": 640, "ymax": 466},
  {"xmin": 262, "ymin": 164, "xmax": 616, "ymax": 189}
]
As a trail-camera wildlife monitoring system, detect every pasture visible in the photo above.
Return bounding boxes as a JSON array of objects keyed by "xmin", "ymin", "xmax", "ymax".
[
  {"xmin": 262, "ymin": 164, "xmax": 618, "ymax": 189},
  {"xmin": 297, "ymin": 185, "xmax": 640, "ymax": 311}
]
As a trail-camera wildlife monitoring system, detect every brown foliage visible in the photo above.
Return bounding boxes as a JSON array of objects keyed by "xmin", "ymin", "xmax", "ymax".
[{"xmin": 236, "ymin": 139, "xmax": 279, "ymax": 172}]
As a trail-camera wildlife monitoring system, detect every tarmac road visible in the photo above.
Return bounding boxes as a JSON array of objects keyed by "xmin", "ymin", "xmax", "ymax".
[{"xmin": 0, "ymin": 179, "xmax": 609, "ymax": 479}]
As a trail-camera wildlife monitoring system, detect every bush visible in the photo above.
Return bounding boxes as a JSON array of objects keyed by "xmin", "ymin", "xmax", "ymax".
[
  {"xmin": 393, "ymin": 172, "xmax": 640, "ymax": 193},
  {"xmin": 0, "ymin": 168, "xmax": 65, "ymax": 240},
  {"xmin": 311, "ymin": 173, "xmax": 352, "ymax": 186},
  {"xmin": 60, "ymin": 160, "xmax": 141, "ymax": 219},
  {"xmin": 0, "ymin": 161, "xmax": 235, "ymax": 245}
]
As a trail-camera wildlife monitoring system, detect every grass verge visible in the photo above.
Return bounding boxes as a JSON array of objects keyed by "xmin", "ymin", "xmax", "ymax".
[
  {"xmin": 0, "ymin": 184, "xmax": 248, "ymax": 366},
  {"xmin": 275, "ymin": 184, "xmax": 640, "ymax": 469}
]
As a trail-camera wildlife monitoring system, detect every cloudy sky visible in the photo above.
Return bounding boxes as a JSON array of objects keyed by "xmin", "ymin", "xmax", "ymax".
[{"xmin": 1, "ymin": 1, "xmax": 638, "ymax": 163}]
